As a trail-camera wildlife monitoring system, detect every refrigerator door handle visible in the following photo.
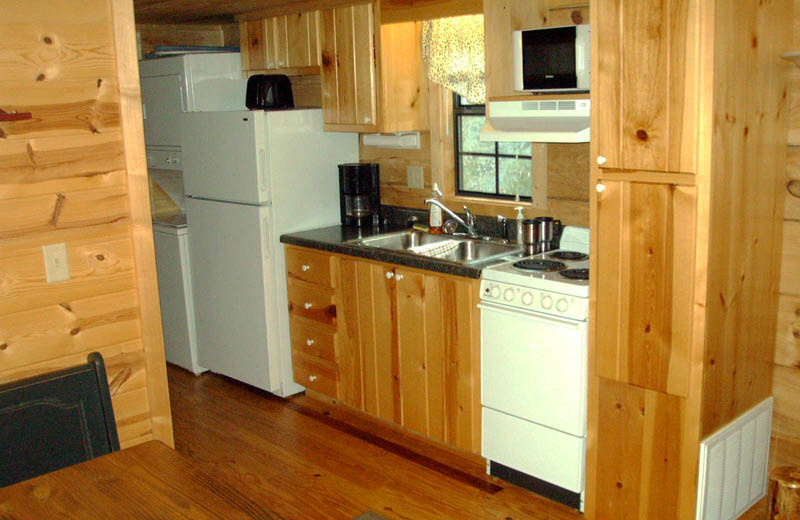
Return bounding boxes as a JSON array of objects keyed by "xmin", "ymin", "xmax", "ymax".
[
  {"xmin": 262, "ymin": 217, "xmax": 271, "ymax": 259},
  {"xmin": 258, "ymin": 148, "xmax": 268, "ymax": 195}
]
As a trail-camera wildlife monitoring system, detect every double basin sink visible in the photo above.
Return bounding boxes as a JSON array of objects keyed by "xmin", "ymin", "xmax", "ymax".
[{"xmin": 349, "ymin": 230, "xmax": 521, "ymax": 266}]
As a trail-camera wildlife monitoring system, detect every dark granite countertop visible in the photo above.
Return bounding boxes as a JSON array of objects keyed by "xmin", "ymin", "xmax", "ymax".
[{"xmin": 280, "ymin": 225, "xmax": 506, "ymax": 279}]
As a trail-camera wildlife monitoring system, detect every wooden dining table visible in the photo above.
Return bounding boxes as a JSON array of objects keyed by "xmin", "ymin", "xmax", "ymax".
[{"xmin": 0, "ymin": 441, "xmax": 285, "ymax": 519}]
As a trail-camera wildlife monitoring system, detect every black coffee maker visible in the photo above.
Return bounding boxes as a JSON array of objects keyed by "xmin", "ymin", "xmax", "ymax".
[{"xmin": 338, "ymin": 163, "xmax": 380, "ymax": 228}]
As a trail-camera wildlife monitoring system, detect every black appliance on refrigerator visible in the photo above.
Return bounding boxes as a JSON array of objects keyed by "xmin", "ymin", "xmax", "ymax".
[{"xmin": 338, "ymin": 163, "xmax": 380, "ymax": 228}]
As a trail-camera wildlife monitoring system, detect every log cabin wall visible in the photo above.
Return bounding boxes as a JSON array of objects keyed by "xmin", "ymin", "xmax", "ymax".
[
  {"xmin": 772, "ymin": 0, "xmax": 800, "ymax": 470},
  {"xmin": 0, "ymin": 0, "xmax": 173, "ymax": 448}
]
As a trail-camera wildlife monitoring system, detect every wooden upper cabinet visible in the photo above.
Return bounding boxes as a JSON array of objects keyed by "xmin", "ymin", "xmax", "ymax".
[
  {"xmin": 594, "ymin": 180, "xmax": 696, "ymax": 397},
  {"xmin": 379, "ymin": 21, "xmax": 429, "ymax": 133},
  {"xmin": 593, "ymin": 0, "xmax": 699, "ymax": 173},
  {"xmin": 319, "ymin": 2, "xmax": 428, "ymax": 133},
  {"xmin": 320, "ymin": 3, "xmax": 379, "ymax": 131},
  {"xmin": 240, "ymin": 11, "xmax": 321, "ymax": 74}
]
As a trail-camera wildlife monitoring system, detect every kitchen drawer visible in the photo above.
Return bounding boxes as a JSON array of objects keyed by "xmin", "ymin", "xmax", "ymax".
[
  {"xmin": 290, "ymin": 319, "xmax": 336, "ymax": 363},
  {"xmin": 482, "ymin": 407, "xmax": 585, "ymax": 493},
  {"xmin": 292, "ymin": 349, "xmax": 338, "ymax": 398},
  {"xmin": 288, "ymin": 278, "xmax": 336, "ymax": 327},
  {"xmin": 286, "ymin": 247, "xmax": 333, "ymax": 287}
]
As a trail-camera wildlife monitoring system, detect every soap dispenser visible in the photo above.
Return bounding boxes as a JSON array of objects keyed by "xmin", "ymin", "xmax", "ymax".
[
  {"xmin": 515, "ymin": 206, "xmax": 525, "ymax": 244},
  {"xmin": 429, "ymin": 183, "xmax": 444, "ymax": 234}
]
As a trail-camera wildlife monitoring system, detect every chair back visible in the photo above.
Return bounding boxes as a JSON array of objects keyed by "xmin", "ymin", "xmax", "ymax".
[{"xmin": 0, "ymin": 353, "xmax": 120, "ymax": 487}]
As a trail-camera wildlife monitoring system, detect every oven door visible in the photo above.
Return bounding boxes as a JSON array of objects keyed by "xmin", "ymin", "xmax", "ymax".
[{"xmin": 479, "ymin": 302, "xmax": 587, "ymax": 437}]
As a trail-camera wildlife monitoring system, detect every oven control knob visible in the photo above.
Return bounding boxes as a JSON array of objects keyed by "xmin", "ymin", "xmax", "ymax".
[
  {"xmin": 541, "ymin": 295, "xmax": 553, "ymax": 309},
  {"xmin": 503, "ymin": 288, "xmax": 515, "ymax": 302},
  {"xmin": 556, "ymin": 298, "xmax": 569, "ymax": 313},
  {"xmin": 489, "ymin": 285, "xmax": 501, "ymax": 299},
  {"xmin": 521, "ymin": 292, "xmax": 533, "ymax": 306}
]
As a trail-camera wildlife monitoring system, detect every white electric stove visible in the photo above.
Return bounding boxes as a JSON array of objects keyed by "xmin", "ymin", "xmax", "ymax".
[{"xmin": 479, "ymin": 226, "xmax": 590, "ymax": 511}]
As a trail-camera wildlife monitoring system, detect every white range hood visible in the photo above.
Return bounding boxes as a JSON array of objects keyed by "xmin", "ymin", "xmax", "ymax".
[{"xmin": 479, "ymin": 98, "xmax": 590, "ymax": 143}]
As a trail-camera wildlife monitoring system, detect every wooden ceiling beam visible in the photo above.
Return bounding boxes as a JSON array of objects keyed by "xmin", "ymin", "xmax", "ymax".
[{"xmin": 133, "ymin": 0, "xmax": 484, "ymax": 25}]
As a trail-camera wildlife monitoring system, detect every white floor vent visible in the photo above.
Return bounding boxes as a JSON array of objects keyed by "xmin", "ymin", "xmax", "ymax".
[{"xmin": 696, "ymin": 397, "xmax": 773, "ymax": 520}]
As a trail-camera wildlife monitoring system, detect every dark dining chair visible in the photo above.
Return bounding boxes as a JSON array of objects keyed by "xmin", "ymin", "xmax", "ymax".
[{"xmin": 0, "ymin": 352, "xmax": 120, "ymax": 487}]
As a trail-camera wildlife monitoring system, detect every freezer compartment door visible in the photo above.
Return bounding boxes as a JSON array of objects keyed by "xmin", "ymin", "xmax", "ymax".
[
  {"xmin": 186, "ymin": 197, "xmax": 280, "ymax": 392},
  {"xmin": 182, "ymin": 111, "xmax": 269, "ymax": 204}
]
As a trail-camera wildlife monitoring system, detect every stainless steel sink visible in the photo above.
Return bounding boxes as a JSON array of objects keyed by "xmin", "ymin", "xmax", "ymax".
[
  {"xmin": 351, "ymin": 230, "xmax": 521, "ymax": 265},
  {"xmin": 356, "ymin": 230, "xmax": 452, "ymax": 250}
]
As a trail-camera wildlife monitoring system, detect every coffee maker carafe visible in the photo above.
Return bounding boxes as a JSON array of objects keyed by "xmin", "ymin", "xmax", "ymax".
[{"xmin": 338, "ymin": 163, "xmax": 380, "ymax": 228}]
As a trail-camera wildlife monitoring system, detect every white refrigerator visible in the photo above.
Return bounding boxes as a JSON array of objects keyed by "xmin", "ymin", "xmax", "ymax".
[{"xmin": 181, "ymin": 109, "xmax": 357, "ymax": 396}]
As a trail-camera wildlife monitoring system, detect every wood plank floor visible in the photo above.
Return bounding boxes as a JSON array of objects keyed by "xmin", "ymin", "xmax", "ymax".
[{"xmin": 167, "ymin": 365, "xmax": 584, "ymax": 520}]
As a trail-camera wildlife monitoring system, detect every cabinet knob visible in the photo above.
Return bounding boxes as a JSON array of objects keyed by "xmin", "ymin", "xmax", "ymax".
[
  {"xmin": 306, "ymin": 338, "xmax": 315, "ymax": 346},
  {"xmin": 596, "ymin": 155, "xmax": 607, "ymax": 166},
  {"xmin": 301, "ymin": 264, "xmax": 310, "ymax": 272},
  {"xmin": 596, "ymin": 183, "xmax": 606, "ymax": 193},
  {"xmin": 308, "ymin": 375, "xmax": 317, "ymax": 382},
  {"xmin": 304, "ymin": 302, "xmax": 312, "ymax": 310},
  {"xmin": 395, "ymin": 273, "xmax": 404, "ymax": 281},
  {"xmin": 385, "ymin": 271, "xmax": 394, "ymax": 279}
]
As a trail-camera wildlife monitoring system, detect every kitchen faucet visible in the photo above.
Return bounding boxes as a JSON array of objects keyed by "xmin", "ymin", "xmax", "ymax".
[{"xmin": 424, "ymin": 199, "xmax": 479, "ymax": 238}]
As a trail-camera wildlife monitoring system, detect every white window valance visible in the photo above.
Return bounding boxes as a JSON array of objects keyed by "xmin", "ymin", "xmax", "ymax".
[{"xmin": 421, "ymin": 14, "xmax": 485, "ymax": 104}]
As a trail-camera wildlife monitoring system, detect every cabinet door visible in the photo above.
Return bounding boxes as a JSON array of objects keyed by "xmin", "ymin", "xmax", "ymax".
[
  {"xmin": 395, "ymin": 269, "xmax": 446, "ymax": 440},
  {"xmin": 339, "ymin": 258, "xmax": 481, "ymax": 454},
  {"xmin": 594, "ymin": 180, "xmax": 696, "ymax": 397},
  {"xmin": 380, "ymin": 22, "xmax": 429, "ymax": 132},
  {"xmin": 320, "ymin": 3, "xmax": 378, "ymax": 131},
  {"xmin": 241, "ymin": 19, "xmax": 273, "ymax": 71},
  {"xmin": 593, "ymin": 0, "xmax": 698, "ymax": 173},
  {"xmin": 357, "ymin": 261, "xmax": 398, "ymax": 422},
  {"xmin": 275, "ymin": 11, "xmax": 321, "ymax": 69}
]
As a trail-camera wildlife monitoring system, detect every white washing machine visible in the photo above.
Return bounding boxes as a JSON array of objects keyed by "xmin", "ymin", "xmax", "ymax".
[{"xmin": 152, "ymin": 214, "xmax": 205, "ymax": 375}]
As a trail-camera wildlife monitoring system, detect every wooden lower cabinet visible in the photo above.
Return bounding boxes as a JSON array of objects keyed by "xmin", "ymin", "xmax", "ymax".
[
  {"xmin": 339, "ymin": 257, "xmax": 482, "ymax": 454},
  {"xmin": 594, "ymin": 180, "xmax": 696, "ymax": 397},
  {"xmin": 286, "ymin": 246, "xmax": 482, "ymax": 455},
  {"xmin": 592, "ymin": 377, "xmax": 684, "ymax": 519}
]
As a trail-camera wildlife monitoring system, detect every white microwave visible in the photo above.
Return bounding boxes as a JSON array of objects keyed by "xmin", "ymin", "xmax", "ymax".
[{"xmin": 512, "ymin": 24, "xmax": 590, "ymax": 92}]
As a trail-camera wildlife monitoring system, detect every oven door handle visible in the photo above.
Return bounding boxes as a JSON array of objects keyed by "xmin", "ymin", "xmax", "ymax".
[{"xmin": 477, "ymin": 302, "xmax": 582, "ymax": 328}]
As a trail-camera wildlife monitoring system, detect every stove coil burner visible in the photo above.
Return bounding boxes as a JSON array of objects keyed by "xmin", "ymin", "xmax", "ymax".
[
  {"xmin": 513, "ymin": 259, "xmax": 566, "ymax": 272},
  {"xmin": 560, "ymin": 268, "xmax": 589, "ymax": 281},
  {"xmin": 549, "ymin": 251, "xmax": 588, "ymax": 261}
]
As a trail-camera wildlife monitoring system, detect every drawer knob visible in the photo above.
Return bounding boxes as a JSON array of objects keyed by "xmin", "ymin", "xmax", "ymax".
[
  {"xmin": 306, "ymin": 338, "xmax": 315, "ymax": 346},
  {"xmin": 596, "ymin": 155, "xmax": 607, "ymax": 166},
  {"xmin": 385, "ymin": 271, "xmax": 394, "ymax": 279},
  {"xmin": 395, "ymin": 273, "xmax": 404, "ymax": 281},
  {"xmin": 301, "ymin": 264, "xmax": 310, "ymax": 271},
  {"xmin": 596, "ymin": 183, "xmax": 606, "ymax": 193},
  {"xmin": 308, "ymin": 375, "xmax": 317, "ymax": 382},
  {"xmin": 304, "ymin": 302, "xmax": 312, "ymax": 310}
]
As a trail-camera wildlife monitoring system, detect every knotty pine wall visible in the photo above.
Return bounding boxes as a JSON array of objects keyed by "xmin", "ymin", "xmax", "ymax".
[
  {"xmin": 367, "ymin": 133, "xmax": 590, "ymax": 226},
  {"xmin": 1, "ymin": 0, "xmax": 172, "ymax": 448},
  {"xmin": 772, "ymin": 0, "xmax": 800, "ymax": 469}
]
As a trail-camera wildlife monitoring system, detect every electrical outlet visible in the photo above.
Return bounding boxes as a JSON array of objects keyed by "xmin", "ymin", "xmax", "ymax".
[
  {"xmin": 43, "ymin": 243, "xmax": 70, "ymax": 283},
  {"xmin": 407, "ymin": 166, "xmax": 424, "ymax": 190}
]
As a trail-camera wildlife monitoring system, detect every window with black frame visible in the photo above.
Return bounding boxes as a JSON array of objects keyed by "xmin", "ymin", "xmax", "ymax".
[{"xmin": 453, "ymin": 94, "xmax": 533, "ymax": 201}]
